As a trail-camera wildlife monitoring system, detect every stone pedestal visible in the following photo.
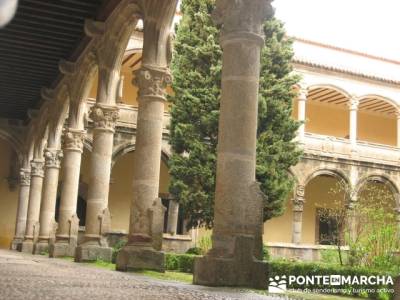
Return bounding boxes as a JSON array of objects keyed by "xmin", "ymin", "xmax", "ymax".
[
  {"xmin": 75, "ymin": 104, "xmax": 118, "ymax": 262},
  {"xmin": 21, "ymin": 159, "xmax": 44, "ymax": 253},
  {"xmin": 10, "ymin": 168, "xmax": 31, "ymax": 251},
  {"xmin": 292, "ymin": 185, "xmax": 305, "ymax": 244},
  {"xmin": 193, "ymin": 0, "xmax": 273, "ymax": 289},
  {"xmin": 166, "ymin": 200, "xmax": 179, "ymax": 235},
  {"xmin": 34, "ymin": 149, "xmax": 62, "ymax": 255},
  {"xmin": 116, "ymin": 66, "xmax": 170, "ymax": 272},
  {"xmin": 50, "ymin": 129, "xmax": 84, "ymax": 258}
]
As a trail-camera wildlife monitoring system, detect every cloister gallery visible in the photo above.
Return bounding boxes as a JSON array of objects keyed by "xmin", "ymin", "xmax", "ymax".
[{"xmin": 0, "ymin": 0, "xmax": 399, "ymax": 289}]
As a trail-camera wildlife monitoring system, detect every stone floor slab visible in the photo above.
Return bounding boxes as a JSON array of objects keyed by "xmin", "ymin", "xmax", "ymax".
[{"xmin": 0, "ymin": 249, "xmax": 276, "ymax": 300}]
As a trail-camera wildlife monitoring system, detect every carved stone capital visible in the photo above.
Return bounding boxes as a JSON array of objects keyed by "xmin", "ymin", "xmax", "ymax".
[
  {"xmin": 63, "ymin": 129, "xmax": 85, "ymax": 152},
  {"xmin": 30, "ymin": 160, "xmax": 44, "ymax": 178},
  {"xmin": 44, "ymin": 149, "xmax": 63, "ymax": 169},
  {"xmin": 293, "ymin": 185, "xmax": 305, "ymax": 212},
  {"xmin": 134, "ymin": 66, "xmax": 172, "ymax": 100},
  {"xmin": 89, "ymin": 104, "xmax": 119, "ymax": 132},
  {"xmin": 19, "ymin": 168, "xmax": 31, "ymax": 186},
  {"xmin": 348, "ymin": 99, "xmax": 359, "ymax": 111},
  {"xmin": 213, "ymin": 0, "xmax": 273, "ymax": 41}
]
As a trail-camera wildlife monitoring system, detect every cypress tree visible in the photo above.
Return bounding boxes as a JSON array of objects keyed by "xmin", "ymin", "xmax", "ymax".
[{"xmin": 169, "ymin": 0, "xmax": 302, "ymax": 229}]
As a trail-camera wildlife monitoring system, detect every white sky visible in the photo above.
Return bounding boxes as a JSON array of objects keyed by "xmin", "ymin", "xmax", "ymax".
[{"xmin": 273, "ymin": 0, "xmax": 400, "ymax": 61}]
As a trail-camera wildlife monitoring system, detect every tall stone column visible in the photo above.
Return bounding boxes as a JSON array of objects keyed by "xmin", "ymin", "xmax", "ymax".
[
  {"xmin": 297, "ymin": 88, "xmax": 308, "ymax": 142},
  {"xmin": 34, "ymin": 149, "xmax": 63, "ymax": 254},
  {"xmin": 49, "ymin": 129, "xmax": 85, "ymax": 257},
  {"xmin": 193, "ymin": 0, "xmax": 273, "ymax": 289},
  {"xmin": 75, "ymin": 104, "xmax": 118, "ymax": 262},
  {"xmin": 396, "ymin": 113, "xmax": 400, "ymax": 148},
  {"xmin": 348, "ymin": 98, "xmax": 359, "ymax": 148},
  {"xmin": 166, "ymin": 200, "xmax": 179, "ymax": 235},
  {"xmin": 21, "ymin": 159, "xmax": 45, "ymax": 253},
  {"xmin": 10, "ymin": 168, "xmax": 31, "ymax": 250},
  {"xmin": 116, "ymin": 66, "xmax": 170, "ymax": 272},
  {"xmin": 292, "ymin": 185, "xmax": 305, "ymax": 244}
]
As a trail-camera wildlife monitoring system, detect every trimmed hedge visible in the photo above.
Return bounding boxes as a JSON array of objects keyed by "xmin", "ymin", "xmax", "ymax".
[{"xmin": 165, "ymin": 253, "xmax": 397, "ymax": 300}]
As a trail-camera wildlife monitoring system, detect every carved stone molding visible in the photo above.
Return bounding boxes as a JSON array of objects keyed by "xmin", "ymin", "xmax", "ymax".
[
  {"xmin": 44, "ymin": 148, "xmax": 63, "ymax": 169},
  {"xmin": 89, "ymin": 104, "xmax": 119, "ymax": 132},
  {"xmin": 293, "ymin": 184, "xmax": 305, "ymax": 212},
  {"xmin": 63, "ymin": 129, "xmax": 85, "ymax": 152},
  {"xmin": 19, "ymin": 168, "xmax": 31, "ymax": 186},
  {"xmin": 213, "ymin": 0, "xmax": 273, "ymax": 38},
  {"xmin": 348, "ymin": 98, "xmax": 360, "ymax": 111},
  {"xmin": 30, "ymin": 160, "xmax": 44, "ymax": 178},
  {"xmin": 134, "ymin": 66, "xmax": 172, "ymax": 100}
]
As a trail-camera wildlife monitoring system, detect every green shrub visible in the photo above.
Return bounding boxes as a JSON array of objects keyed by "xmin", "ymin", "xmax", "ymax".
[
  {"xmin": 262, "ymin": 244, "xmax": 270, "ymax": 261},
  {"xmin": 111, "ymin": 239, "xmax": 127, "ymax": 263},
  {"xmin": 186, "ymin": 247, "xmax": 202, "ymax": 255},
  {"xmin": 165, "ymin": 253, "xmax": 198, "ymax": 273},
  {"xmin": 197, "ymin": 234, "xmax": 212, "ymax": 255}
]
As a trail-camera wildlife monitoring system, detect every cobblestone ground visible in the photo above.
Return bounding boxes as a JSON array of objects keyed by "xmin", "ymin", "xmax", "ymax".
[{"xmin": 0, "ymin": 249, "xmax": 276, "ymax": 300}]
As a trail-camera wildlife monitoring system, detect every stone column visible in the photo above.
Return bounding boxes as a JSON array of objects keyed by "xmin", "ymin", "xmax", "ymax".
[
  {"xmin": 348, "ymin": 98, "xmax": 359, "ymax": 148},
  {"xmin": 292, "ymin": 185, "xmax": 305, "ymax": 244},
  {"xmin": 34, "ymin": 149, "xmax": 63, "ymax": 254},
  {"xmin": 297, "ymin": 88, "xmax": 308, "ymax": 142},
  {"xmin": 116, "ymin": 66, "xmax": 170, "ymax": 272},
  {"xmin": 193, "ymin": 0, "xmax": 273, "ymax": 289},
  {"xmin": 346, "ymin": 193, "xmax": 358, "ymax": 242},
  {"xmin": 166, "ymin": 200, "xmax": 179, "ymax": 235},
  {"xmin": 396, "ymin": 113, "xmax": 400, "ymax": 148},
  {"xmin": 21, "ymin": 159, "xmax": 45, "ymax": 253},
  {"xmin": 75, "ymin": 104, "xmax": 118, "ymax": 262},
  {"xmin": 10, "ymin": 168, "xmax": 31, "ymax": 250},
  {"xmin": 49, "ymin": 129, "xmax": 85, "ymax": 257}
]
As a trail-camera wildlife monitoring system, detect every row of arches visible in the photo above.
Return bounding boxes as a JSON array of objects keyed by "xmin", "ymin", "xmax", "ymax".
[{"xmin": 295, "ymin": 84, "xmax": 400, "ymax": 146}]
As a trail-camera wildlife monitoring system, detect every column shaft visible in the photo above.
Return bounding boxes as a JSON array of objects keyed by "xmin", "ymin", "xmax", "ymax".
[
  {"xmin": 34, "ymin": 149, "xmax": 62, "ymax": 254},
  {"xmin": 75, "ymin": 104, "xmax": 118, "ymax": 262},
  {"xmin": 396, "ymin": 114, "xmax": 400, "ymax": 148},
  {"xmin": 166, "ymin": 200, "xmax": 179, "ymax": 235},
  {"xmin": 297, "ymin": 90, "xmax": 307, "ymax": 141},
  {"xmin": 10, "ymin": 169, "xmax": 31, "ymax": 250},
  {"xmin": 49, "ymin": 129, "xmax": 84, "ymax": 258},
  {"xmin": 21, "ymin": 160, "xmax": 44, "ymax": 253},
  {"xmin": 292, "ymin": 185, "xmax": 305, "ymax": 244},
  {"xmin": 349, "ymin": 99, "xmax": 359, "ymax": 147},
  {"xmin": 193, "ymin": 0, "xmax": 273, "ymax": 289}
]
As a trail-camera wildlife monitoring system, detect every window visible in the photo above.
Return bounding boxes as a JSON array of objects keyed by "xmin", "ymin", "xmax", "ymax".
[{"xmin": 316, "ymin": 208, "xmax": 340, "ymax": 245}]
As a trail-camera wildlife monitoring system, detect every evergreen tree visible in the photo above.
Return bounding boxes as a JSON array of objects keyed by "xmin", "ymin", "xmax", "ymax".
[{"xmin": 169, "ymin": 0, "xmax": 302, "ymax": 229}]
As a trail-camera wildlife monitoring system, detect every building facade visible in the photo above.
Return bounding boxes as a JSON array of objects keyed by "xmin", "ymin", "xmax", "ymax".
[{"xmin": 0, "ymin": 0, "xmax": 399, "ymax": 287}]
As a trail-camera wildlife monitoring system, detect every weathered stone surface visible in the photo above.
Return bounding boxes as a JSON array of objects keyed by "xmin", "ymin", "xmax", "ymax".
[
  {"xmin": 194, "ymin": 236, "xmax": 267, "ymax": 289},
  {"xmin": 49, "ymin": 239, "xmax": 77, "ymax": 258},
  {"xmin": 75, "ymin": 244, "xmax": 112, "ymax": 262},
  {"xmin": 20, "ymin": 240, "xmax": 34, "ymax": 254},
  {"xmin": 116, "ymin": 245, "xmax": 165, "ymax": 272},
  {"xmin": 0, "ymin": 249, "xmax": 274, "ymax": 300}
]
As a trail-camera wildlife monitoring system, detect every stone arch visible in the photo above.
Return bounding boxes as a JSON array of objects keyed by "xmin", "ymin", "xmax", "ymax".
[
  {"xmin": 0, "ymin": 128, "xmax": 23, "ymax": 163},
  {"xmin": 355, "ymin": 173, "xmax": 399, "ymax": 204},
  {"xmin": 112, "ymin": 141, "xmax": 170, "ymax": 168},
  {"xmin": 306, "ymin": 84, "xmax": 352, "ymax": 100},
  {"xmin": 357, "ymin": 94, "xmax": 399, "ymax": 111},
  {"xmin": 303, "ymin": 167, "xmax": 350, "ymax": 188}
]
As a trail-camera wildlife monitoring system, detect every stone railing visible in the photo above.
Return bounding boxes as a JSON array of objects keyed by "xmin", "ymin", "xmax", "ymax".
[
  {"xmin": 86, "ymin": 98, "xmax": 171, "ymax": 135},
  {"xmin": 303, "ymin": 132, "xmax": 400, "ymax": 166}
]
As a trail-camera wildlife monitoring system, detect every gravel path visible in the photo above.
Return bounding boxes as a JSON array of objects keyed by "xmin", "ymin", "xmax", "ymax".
[{"xmin": 0, "ymin": 249, "xmax": 277, "ymax": 300}]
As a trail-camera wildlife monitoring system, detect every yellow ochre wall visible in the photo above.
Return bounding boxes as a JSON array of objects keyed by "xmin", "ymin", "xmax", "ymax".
[
  {"xmin": 264, "ymin": 198, "xmax": 293, "ymax": 243},
  {"xmin": 0, "ymin": 139, "xmax": 18, "ymax": 248},
  {"xmin": 77, "ymin": 149, "xmax": 170, "ymax": 232},
  {"xmin": 358, "ymin": 111, "xmax": 396, "ymax": 146},
  {"xmin": 305, "ymin": 102, "xmax": 349, "ymax": 138}
]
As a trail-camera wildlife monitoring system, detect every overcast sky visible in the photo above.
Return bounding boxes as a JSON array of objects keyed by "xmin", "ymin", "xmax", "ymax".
[{"xmin": 273, "ymin": 0, "xmax": 400, "ymax": 60}]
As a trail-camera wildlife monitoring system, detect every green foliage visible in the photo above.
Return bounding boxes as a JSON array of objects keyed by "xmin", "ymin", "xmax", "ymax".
[
  {"xmin": 186, "ymin": 247, "xmax": 202, "ymax": 255},
  {"xmin": 111, "ymin": 239, "xmax": 127, "ymax": 264},
  {"xmin": 263, "ymin": 244, "xmax": 270, "ymax": 261},
  {"xmin": 197, "ymin": 234, "xmax": 212, "ymax": 255},
  {"xmin": 165, "ymin": 253, "xmax": 198, "ymax": 273},
  {"xmin": 169, "ymin": 0, "xmax": 301, "ymax": 229}
]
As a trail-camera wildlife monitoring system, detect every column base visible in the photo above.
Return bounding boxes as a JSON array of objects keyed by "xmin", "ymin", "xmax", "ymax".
[
  {"xmin": 193, "ymin": 235, "xmax": 268, "ymax": 289},
  {"xmin": 49, "ymin": 239, "xmax": 77, "ymax": 258},
  {"xmin": 33, "ymin": 240, "xmax": 50, "ymax": 255},
  {"xmin": 116, "ymin": 244, "xmax": 165, "ymax": 272},
  {"xmin": 20, "ymin": 240, "xmax": 34, "ymax": 254},
  {"xmin": 10, "ymin": 238, "xmax": 23, "ymax": 251},
  {"xmin": 75, "ymin": 243, "xmax": 112, "ymax": 262}
]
